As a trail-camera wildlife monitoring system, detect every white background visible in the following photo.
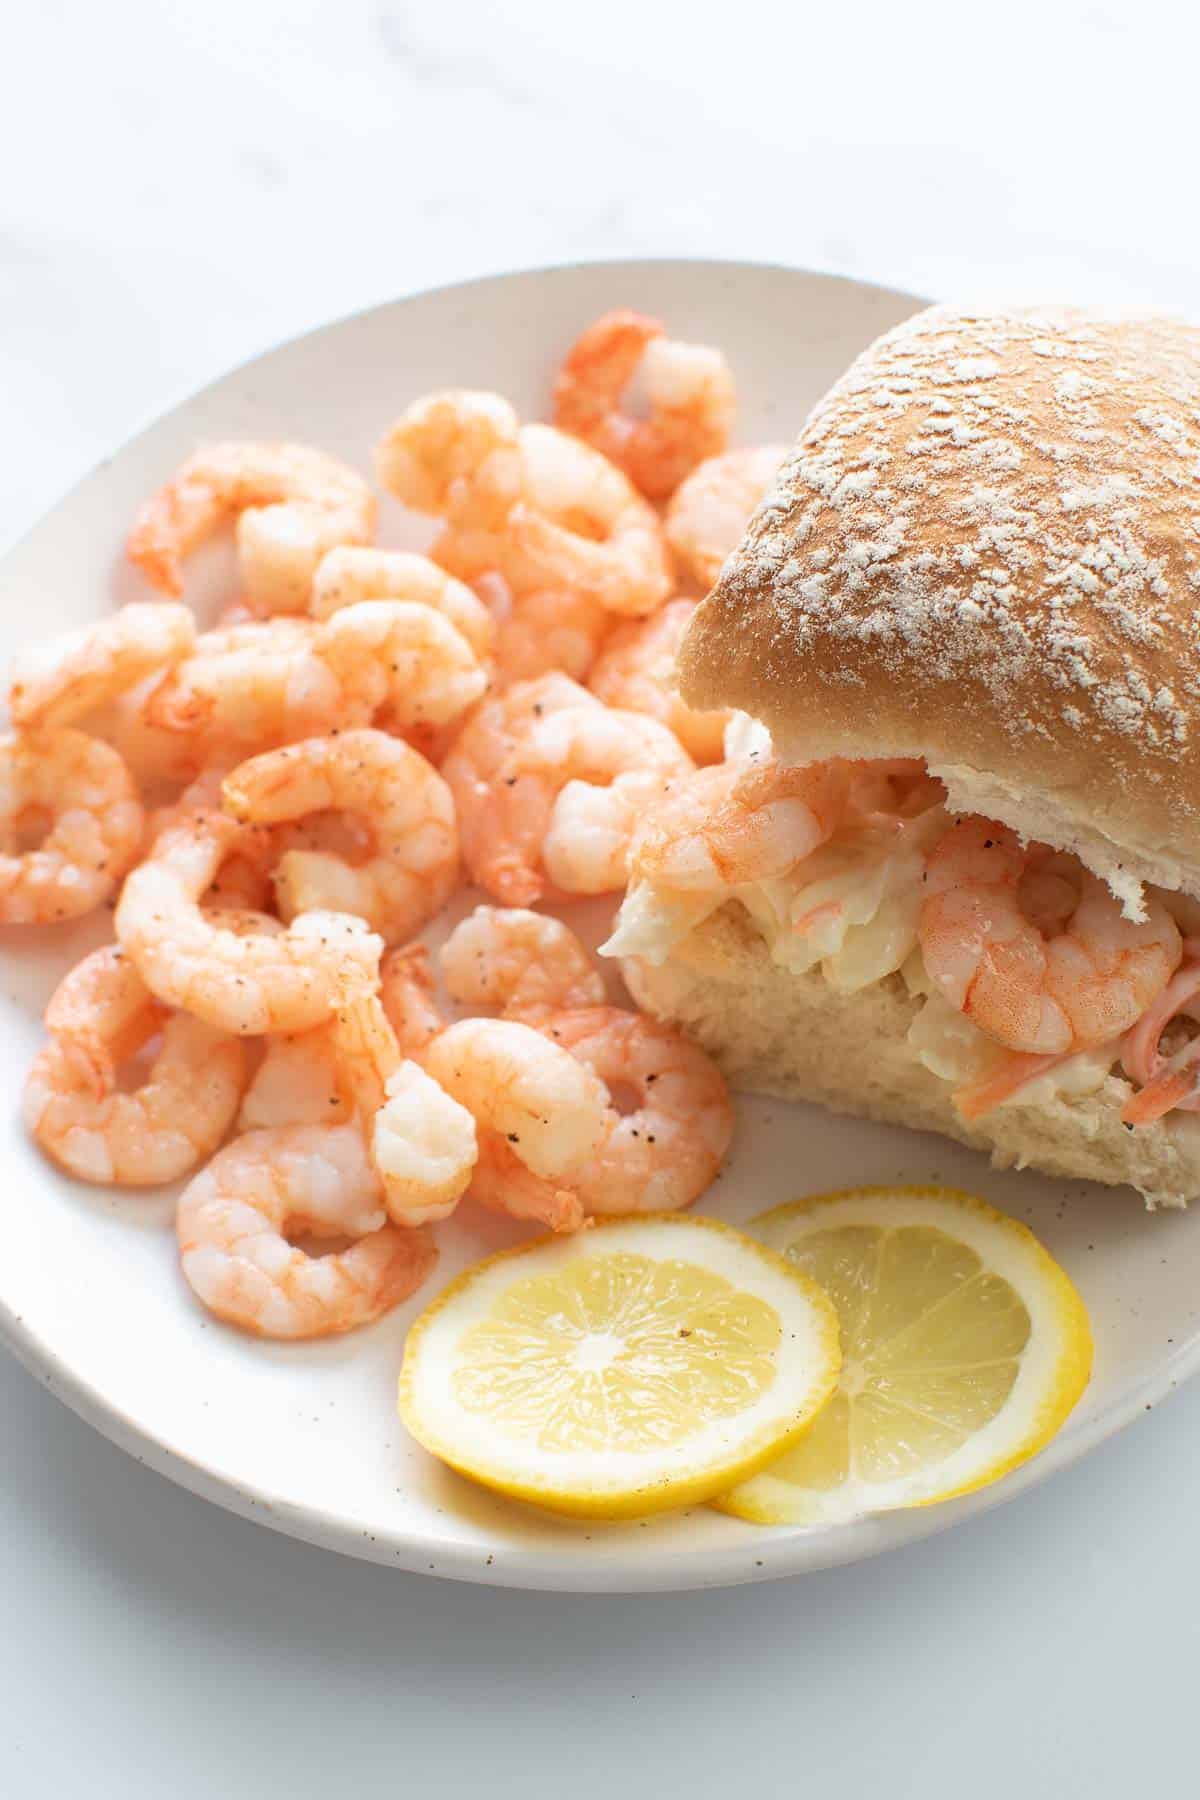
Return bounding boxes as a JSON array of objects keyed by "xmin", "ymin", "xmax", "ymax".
[{"xmin": 3, "ymin": 2, "xmax": 1200, "ymax": 1791}]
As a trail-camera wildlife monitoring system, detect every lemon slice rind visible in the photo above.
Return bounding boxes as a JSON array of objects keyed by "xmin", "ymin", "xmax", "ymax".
[
  {"xmin": 399, "ymin": 1214, "xmax": 841, "ymax": 1520},
  {"xmin": 717, "ymin": 1186, "xmax": 1092, "ymax": 1527}
]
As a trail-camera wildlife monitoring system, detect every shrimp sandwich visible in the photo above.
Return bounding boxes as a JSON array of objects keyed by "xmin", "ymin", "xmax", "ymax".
[{"xmin": 605, "ymin": 303, "xmax": 1200, "ymax": 1207}]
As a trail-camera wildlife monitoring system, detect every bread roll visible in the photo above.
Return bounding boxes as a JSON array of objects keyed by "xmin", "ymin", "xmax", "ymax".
[{"xmin": 678, "ymin": 305, "xmax": 1200, "ymax": 915}]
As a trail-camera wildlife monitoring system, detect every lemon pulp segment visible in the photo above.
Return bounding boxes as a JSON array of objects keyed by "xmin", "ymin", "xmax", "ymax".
[{"xmin": 719, "ymin": 1187, "xmax": 1092, "ymax": 1525}]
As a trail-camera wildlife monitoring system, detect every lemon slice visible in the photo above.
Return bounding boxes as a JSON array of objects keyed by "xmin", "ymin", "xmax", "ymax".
[
  {"xmin": 717, "ymin": 1186, "xmax": 1092, "ymax": 1526},
  {"xmin": 398, "ymin": 1215, "xmax": 841, "ymax": 1518}
]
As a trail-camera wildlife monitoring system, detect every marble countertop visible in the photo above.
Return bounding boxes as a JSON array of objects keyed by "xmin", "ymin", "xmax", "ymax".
[
  {"xmin": 5, "ymin": 0, "xmax": 1197, "ymax": 552},
  {"xmin": 3, "ymin": 3, "xmax": 1199, "ymax": 1793}
]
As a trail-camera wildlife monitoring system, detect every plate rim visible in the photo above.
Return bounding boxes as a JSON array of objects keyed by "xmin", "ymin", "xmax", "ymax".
[
  {"xmin": 2, "ymin": 1273, "xmax": 1190, "ymax": 1592},
  {"xmin": 4, "ymin": 254, "xmax": 1183, "ymax": 1593},
  {"xmin": 0, "ymin": 254, "xmax": 914, "ymax": 565}
]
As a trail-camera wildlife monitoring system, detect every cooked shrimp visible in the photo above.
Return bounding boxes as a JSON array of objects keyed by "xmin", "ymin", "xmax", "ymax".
[
  {"xmin": 371, "ymin": 1059, "xmax": 478, "ymax": 1228},
  {"xmin": 365, "ymin": 950, "xmax": 483, "ymax": 1224},
  {"xmin": 143, "ymin": 618, "xmax": 356, "ymax": 751},
  {"xmin": 541, "ymin": 770, "xmax": 683, "ymax": 895},
  {"xmin": 9, "ymin": 603, "xmax": 196, "ymax": 731},
  {"xmin": 328, "ymin": 984, "xmax": 477, "ymax": 1227},
  {"xmin": 441, "ymin": 906, "xmax": 605, "ymax": 1018},
  {"xmin": 380, "ymin": 942, "xmax": 446, "ymax": 1057},
  {"xmin": 222, "ymin": 729, "xmax": 458, "ymax": 943},
  {"xmin": 176, "ymin": 1124, "xmax": 435, "ymax": 1339},
  {"xmin": 328, "ymin": 983, "xmax": 400, "ymax": 1122},
  {"xmin": 440, "ymin": 673, "xmax": 601, "ymax": 905},
  {"xmin": 378, "ymin": 394, "xmax": 672, "ymax": 617},
  {"xmin": 553, "ymin": 311, "xmax": 736, "ymax": 499},
  {"xmin": 158, "ymin": 769, "xmax": 370, "ymax": 915},
  {"xmin": 128, "ymin": 442, "xmax": 375, "ymax": 614},
  {"xmin": 148, "ymin": 605, "xmax": 484, "ymax": 759},
  {"xmin": 115, "ymin": 809, "xmax": 382, "ymax": 1034},
  {"xmin": 1119, "ymin": 943, "xmax": 1200, "ymax": 1123},
  {"xmin": 88, "ymin": 677, "xmax": 213, "ymax": 794},
  {"xmin": 504, "ymin": 425, "xmax": 674, "ymax": 617},
  {"xmin": 316, "ymin": 601, "xmax": 487, "ymax": 729},
  {"xmin": 920, "ymin": 819, "xmax": 1182, "ymax": 1055},
  {"xmin": 847, "ymin": 759, "xmax": 948, "ymax": 826},
  {"xmin": 309, "ymin": 547, "xmax": 494, "ymax": 658},
  {"xmin": 586, "ymin": 598, "xmax": 729, "ymax": 763},
  {"xmin": 486, "ymin": 1008, "xmax": 734, "ymax": 1218},
  {"xmin": 507, "ymin": 701, "xmax": 693, "ymax": 788},
  {"xmin": 452, "ymin": 531, "xmax": 614, "ymax": 688},
  {"xmin": 23, "ymin": 945, "xmax": 246, "ymax": 1186},
  {"xmin": 665, "ymin": 445, "xmax": 788, "ymax": 591},
  {"xmin": 627, "ymin": 754, "xmax": 852, "ymax": 895},
  {"xmin": 493, "ymin": 702, "xmax": 694, "ymax": 899},
  {"xmin": 43, "ymin": 941, "xmax": 156, "ymax": 1053},
  {"xmin": 952, "ymin": 1050, "xmax": 1075, "ymax": 1123},
  {"xmin": 145, "ymin": 766, "xmax": 277, "ymax": 912},
  {"xmin": 0, "ymin": 729, "xmax": 143, "ymax": 924},
  {"xmin": 493, "ymin": 585, "xmax": 614, "ymax": 684},
  {"xmin": 467, "ymin": 1132, "xmax": 587, "ymax": 1234},
  {"xmin": 376, "ymin": 390, "xmax": 522, "ymax": 529},
  {"xmin": 238, "ymin": 1024, "xmax": 346, "ymax": 1131},
  {"xmin": 423, "ymin": 1017, "xmax": 607, "ymax": 1182}
]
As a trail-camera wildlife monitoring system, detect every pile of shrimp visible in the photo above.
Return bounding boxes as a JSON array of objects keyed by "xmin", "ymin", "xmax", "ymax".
[
  {"xmin": 11, "ymin": 305, "xmax": 1190, "ymax": 1352},
  {"xmin": 8, "ymin": 308, "xmax": 770, "ymax": 1344}
]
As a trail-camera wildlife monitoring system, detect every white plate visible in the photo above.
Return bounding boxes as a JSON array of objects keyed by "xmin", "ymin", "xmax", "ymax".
[{"xmin": 1, "ymin": 259, "xmax": 1195, "ymax": 1594}]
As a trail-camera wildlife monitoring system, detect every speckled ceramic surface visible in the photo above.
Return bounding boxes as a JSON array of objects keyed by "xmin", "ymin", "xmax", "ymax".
[{"xmin": 1, "ymin": 261, "xmax": 1194, "ymax": 1592}]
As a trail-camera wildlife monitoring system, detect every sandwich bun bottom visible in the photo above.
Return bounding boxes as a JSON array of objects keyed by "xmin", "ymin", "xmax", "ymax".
[{"xmin": 621, "ymin": 904, "xmax": 1200, "ymax": 1211}]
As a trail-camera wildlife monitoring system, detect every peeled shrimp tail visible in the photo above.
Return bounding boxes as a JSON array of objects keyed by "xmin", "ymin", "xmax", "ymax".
[
  {"xmin": 468, "ymin": 1133, "xmax": 587, "ymax": 1234},
  {"xmin": 380, "ymin": 943, "xmax": 446, "ymax": 1057}
]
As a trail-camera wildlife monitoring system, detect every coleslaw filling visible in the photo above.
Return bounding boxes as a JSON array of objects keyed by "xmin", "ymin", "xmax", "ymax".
[{"xmin": 604, "ymin": 718, "xmax": 1200, "ymax": 1127}]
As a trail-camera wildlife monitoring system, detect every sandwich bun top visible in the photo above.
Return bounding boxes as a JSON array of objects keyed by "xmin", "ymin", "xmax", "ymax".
[{"xmin": 678, "ymin": 303, "xmax": 1200, "ymax": 914}]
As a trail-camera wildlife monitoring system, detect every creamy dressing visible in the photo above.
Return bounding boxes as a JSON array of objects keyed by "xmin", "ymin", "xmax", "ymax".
[
  {"xmin": 606, "ymin": 787, "xmax": 944, "ymax": 993},
  {"xmin": 606, "ymin": 756, "xmax": 1128, "ymax": 1112},
  {"xmin": 606, "ymin": 723, "xmax": 1192, "ymax": 1118}
]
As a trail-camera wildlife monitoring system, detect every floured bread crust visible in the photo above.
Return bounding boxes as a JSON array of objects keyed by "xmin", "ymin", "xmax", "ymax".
[
  {"xmin": 622, "ymin": 904, "xmax": 1200, "ymax": 1210},
  {"xmin": 679, "ymin": 305, "xmax": 1200, "ymax": 908}
]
